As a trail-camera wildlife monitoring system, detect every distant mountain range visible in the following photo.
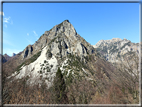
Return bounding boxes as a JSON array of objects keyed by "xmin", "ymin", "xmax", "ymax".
[
  {"xmin": 93, "ymin": 38, "xmax": 139, "ymax": 63},
  {"xmin": 1, "ymin": 53, "xmax": 16, "ymax": 63}
]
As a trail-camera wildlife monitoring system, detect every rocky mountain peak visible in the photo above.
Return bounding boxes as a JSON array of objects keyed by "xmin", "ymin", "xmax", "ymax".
[
  {"xmin": 93, "ymin": 38, "xmax": 139, "ymax": 63},
  {"xmin": 2, "ymin": 54, "xmax": 11, "ymax": 63},
  {"xmin": 12, "ymin": 53, "xmax": 16, "ymax": 57},
  {"xmin": 44, "ymin": 20, "xmax": 96, "ymax": 60},
  {"xmin": 6, "ymin": 20, "xmax": 99, "ymax": 88},
  {"xmin": 49, "ymin": 19, "xmax": 77, "ymax": 38},
  {"xmin": 22, "ymin": 20, "xmax": 96, "ymax": 60},
  {"xmin": 4, "ymin": 53, "xmax": 8, "ymax": 57},
  {"xmin": 3, "ymin": 54, "xmax": 11, "ymax": 59}
]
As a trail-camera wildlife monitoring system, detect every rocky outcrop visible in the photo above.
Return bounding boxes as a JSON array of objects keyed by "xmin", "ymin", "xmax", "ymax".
[{"xmin": 22, "ymin": 45, "xmax": 33, "ymax": 59}]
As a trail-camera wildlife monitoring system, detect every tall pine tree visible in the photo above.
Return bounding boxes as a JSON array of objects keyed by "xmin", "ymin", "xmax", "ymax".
[{"xmin": 51, "ymin": 67, "xmax": 68, "ymax": 104}]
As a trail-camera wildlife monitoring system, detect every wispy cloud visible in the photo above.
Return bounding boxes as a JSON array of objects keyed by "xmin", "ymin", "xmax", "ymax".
[
  {"xmin": 4, "ymin": 17, "xmax": 11, "ymax": 23},
  {"xmin": 0, "ymin": 11, "xmax": 4, "ymax": 16},
  {"xmin": 33, "ymin": 30, "xmax": 38, "ymax": 39},
  {"xmin": 3, "ymin": 14, "xmax": 13, "ymax": 28},
  {"xmin": 33, "ymin": 30, "xmax": 38, "ymax": 37}
]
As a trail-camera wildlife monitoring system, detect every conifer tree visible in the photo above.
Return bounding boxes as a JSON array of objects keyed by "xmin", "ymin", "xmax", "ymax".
[{"xmin": 52, "ymin": 67, "xmax": 68, "ymax": 104}]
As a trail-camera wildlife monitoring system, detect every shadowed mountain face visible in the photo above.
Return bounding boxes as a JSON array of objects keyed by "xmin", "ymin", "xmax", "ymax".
[
  {"xmin": 1, "ymin": 53, "xmax": 16, "ymax": 64},
  {"xmin": 3, "ymin": 20, "xmax": 139, "ymax": 104},
  {"xmin": 0, "ymin": 54, "xmax": 11, "ymax": 63}
]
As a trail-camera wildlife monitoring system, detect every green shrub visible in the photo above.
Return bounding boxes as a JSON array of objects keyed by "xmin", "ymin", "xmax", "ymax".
[
  {"xmin": 51, "ymin": 65, "xmax": 53, "ymax": 68},
  {"xmin": 47, "ymin": 50, "xmax": 52, "ymax": 58},
  {"xmin": 44, "ymin": 60, "xmax": 47, "ymax": 63},
  {"xmin": 29, "ymin": 51, "xmax": 41, "ymax": 63},
  {"xmin": 46, "ymin": 69, "xmax": 50, "ymax": 72},
  {"xmin": 40, "ymin": 71, "xmax": 42, "ymax": 74}
]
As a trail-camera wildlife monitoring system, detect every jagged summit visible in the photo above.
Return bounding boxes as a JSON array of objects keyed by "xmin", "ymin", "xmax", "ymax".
[
  {"xmin": 93, "ymin": 38, "xmax": 139, "ymax": 63},
  {"xmin": 58, "ymin": 19, "xmax": 70, "ymax": 25},
  {"xmin": 3, "ymin": 54, "xmax": 11, "ymax": 59},
  {"xmin": 21, "ymin": 20, "xmax": 96, "ymax": 60},
  {"xmin": 93, "ymin": 38, "xmax": 128, "ymax": 48},
  {"xmin": 2, "ymin": 54, "xmax": 11, "ymax": 63},
  {"xmin": 46, "ymin": 19, "xmax": 76, "ymax": 37}
]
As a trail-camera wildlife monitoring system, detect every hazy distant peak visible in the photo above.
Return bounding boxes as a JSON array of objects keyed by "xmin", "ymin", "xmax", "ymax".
[
  {"xmin": 12, "ymin": 53, "xmax": 16, "ymax": 57},
  {"xmin": 4, "ymin": 53, "xmax": 9, "ymax": 57},
  {"xmin": 112, "ymin": 38, "xmax": 122, "ymax": 41},
  {"xmin": 93, "ymin": 38, "xmax": 139, "ymax": 63}
]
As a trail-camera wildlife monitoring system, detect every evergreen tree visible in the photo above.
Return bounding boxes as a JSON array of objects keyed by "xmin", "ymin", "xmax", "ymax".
[{"xmin": 52, "ymin": 67, "xmax": 68, "ymax": 104}]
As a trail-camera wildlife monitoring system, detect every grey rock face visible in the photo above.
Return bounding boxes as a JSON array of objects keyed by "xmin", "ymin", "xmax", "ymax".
[
  {"xmin": 22, "ymin": 20, "xmax": 97, "ymax": 61},
  {"xmin": 22, "ymin": 45, "xmax": 33, "ymax": 59},
  {"xmin": 93, "ymin": 38, "xmax": 140, "ymax": 63}
]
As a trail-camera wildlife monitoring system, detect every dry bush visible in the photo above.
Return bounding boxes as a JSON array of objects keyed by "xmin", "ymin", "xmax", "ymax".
[
  {"xmin": 114, "ymin": 52, "xmax": 140, "ymax": 104},
  {"xmin": 65, "ymin": 78, "xmax": 96, "ymax": 104},
  {"xmin": 3, "ymin": 76, "xmax": 50, "ymax": 104}
]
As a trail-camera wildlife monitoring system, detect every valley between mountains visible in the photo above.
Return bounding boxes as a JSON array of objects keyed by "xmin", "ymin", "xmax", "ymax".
[{"xmin": 2, "ymin": 20, "xmax": 140, "ymax": 104}]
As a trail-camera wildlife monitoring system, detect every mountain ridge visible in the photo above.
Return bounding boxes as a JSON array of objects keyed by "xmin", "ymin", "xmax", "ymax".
[{"xmin": 93, "ymin": 38, "xmax": 139, "ymax": 63}]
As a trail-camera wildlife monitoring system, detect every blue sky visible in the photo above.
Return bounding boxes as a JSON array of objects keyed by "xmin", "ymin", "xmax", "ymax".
[{"xmin": 2, "ymin": 2, "xmax": 139, "ymax": 56}]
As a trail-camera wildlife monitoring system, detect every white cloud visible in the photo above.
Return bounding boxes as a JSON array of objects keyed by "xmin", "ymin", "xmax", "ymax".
[
  {"xmin": 4, "ymin": 17, "xmax": 11, "ymax": 23},
  {"xmin": 0, "ymin": 12, "xmax": 4, "ymax": 16},
  {"xmin": 3, "ymin": 15, "xmax": 13, "ymax": 28},
  {"xmin": 33, "ymin": 30, "xmax": 39, "ymax": 39},
  {"xmin": 27, "ymin": 33, "xmax": 29, "ymax": 36},
  {"xmin": 33, "ymin": 30, "xmax": 38, "ymax": 37}
]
